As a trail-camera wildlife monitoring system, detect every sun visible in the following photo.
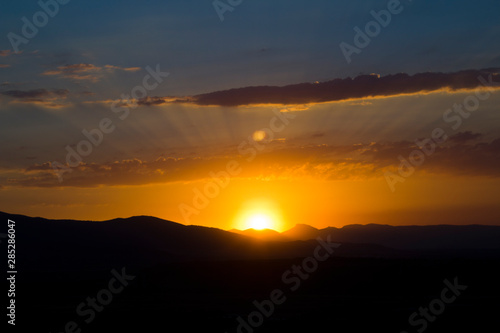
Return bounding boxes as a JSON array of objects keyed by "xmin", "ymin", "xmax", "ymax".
[
  {"xmin": 247, "ymin": 213, "xmax": 273, "ymax": 230},
  {"xmin": 234, "ymin": 199, "xmax": 283, "ymax": 231}
]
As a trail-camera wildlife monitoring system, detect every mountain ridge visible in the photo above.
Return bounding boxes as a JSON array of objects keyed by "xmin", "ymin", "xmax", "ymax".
[
  {"xmin": 2, "ymin": 211, "xmax": 500, "ymax": 272},
  {"xmin": 230, "ymin": 222, "xmax": 500, "ymax": 249}
]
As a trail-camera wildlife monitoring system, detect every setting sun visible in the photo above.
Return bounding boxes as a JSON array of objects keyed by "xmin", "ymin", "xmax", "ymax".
[
  {"xmin": 247, "ymin": 213, "xmax": 273, "ymax": 230},
  {"xmin": 234, "ymin": 199, "xmax": 283, "ymax": 231}
]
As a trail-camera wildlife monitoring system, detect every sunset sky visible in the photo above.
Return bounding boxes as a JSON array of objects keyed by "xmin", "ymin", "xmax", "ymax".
[{"xmin": 1, "ymin": 0, "xmax": 499, "ymax": 231}]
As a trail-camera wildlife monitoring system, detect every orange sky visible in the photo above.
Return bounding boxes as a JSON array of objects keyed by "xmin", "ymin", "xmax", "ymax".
[
  {"xmin": 3, "ymin": 162, "xmax": 500, "ymax": 232},
  {"xmin": 1, "ymin": 84, "xmax": 500, "ymax": 231}
]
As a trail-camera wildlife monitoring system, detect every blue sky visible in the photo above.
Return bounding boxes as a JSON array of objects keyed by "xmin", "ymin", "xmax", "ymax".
[{"xmin": 1, "ymin": 0, "xmax": 499, "ymax": 94}]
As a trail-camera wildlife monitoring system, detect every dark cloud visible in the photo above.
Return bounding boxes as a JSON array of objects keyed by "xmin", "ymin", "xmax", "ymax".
[
  {"xmin": 449, "ymin": 131, "xmax": 483, "ymax": 143},
  {"xmin": 1, "ymin": 89, "xmax": 70, "ymax": 108},
  {"xmin": 367, "ymin": 137, "xmax": 500, "ymax": 177},
  {"xmin": 194, "ymin": 68, "xmax": 500, "ymax": 106},
  {"xmin": 137, "ymin": 96, "xmax": 172, "ymax": 106},
  {"xmin": 141, "ymin": 68, "xmax": 500, "ymax": 107},
  {"xmin": 1, "ymin": 89, "xmax": 69, "ymax": 99},
  {"xmin": 135, "ymin": 96, "xmax": 192, "ymax": 106}
]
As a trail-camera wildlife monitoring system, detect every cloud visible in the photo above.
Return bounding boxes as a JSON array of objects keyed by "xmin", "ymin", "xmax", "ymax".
[
  {"xmin": 1, "ymin": 89, "xmax": 68, "ymax": 99},
  {"xmin": 42, "ymin": 63, "xmax": 141, "ymax": 82},
  {"xmin": 79, "ymin": 90, "xmax": 95, "ymax": 96},
  {"xmin": 138, "ymin": 68, "xmax": 500, "ymax": 107},
  {"xmin": 136, "ymin": 96, "xmax": 192, "ymax": 106},
  {"xmin": 449, "ymin": 131, "xmax": 483, "ymax": 143},
  {"xmin": 84, "ymin": 69, "xmax": 499, "ymax": 109},
  {"xmin": 1, "ymin": 89, "xmax": 70, "ymax": 108},
  {"xmin": 5, "ymin": 134, "xmax": 500, "ymax": 188},
  {"xmin": 195, "ymin": 69, "xmax": 500, "ymax": 106},
  {"xmin": 0, "ymin": 50, "xmax": 13, "ymax": 57},
  {"xmin": 0, "ymin": 49, "xmax": 16, "ymax": 68},
  {"xmin": 366, "ymin": 136, "xmax": 500, "ymax": 177},
  {"xmin": 82, "ymin": 96, "xmax": 191, "ymax": 108},
  {"xmin": 103, "ymin": 65, "xmax": 141, "ymax": 72}
]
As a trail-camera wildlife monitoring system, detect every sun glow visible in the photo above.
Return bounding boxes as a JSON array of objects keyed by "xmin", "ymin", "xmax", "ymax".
[
  {"xmin": 247, "ymin": 213, "xmax": 273, "ymax": 230},
  {"xmin": 235, "ymin": 199, "xmax": 283, "ymax": 231}
]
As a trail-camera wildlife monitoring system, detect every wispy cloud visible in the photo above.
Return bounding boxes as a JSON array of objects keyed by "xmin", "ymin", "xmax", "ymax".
[
  {"xmin": 1, "ymin": 88, "xmax": 70, "ymax": 109},
  {"xmin": 42, "ymin": 63, "xmax": 141, "ymax": 82},
  {"xmin": 5, "ymin": 133, "xmax": 500, "ymax": 188},
  {"xmin": 103, "ymin": 64, "xmax": 141, "ymax": 72},
  {"xmin": 0, "ymin": 50, "xmax": 13, "ymax": 57},
  {"xmin": 0, "ymin": 49, "xmax": 16, "ymax": 68}
]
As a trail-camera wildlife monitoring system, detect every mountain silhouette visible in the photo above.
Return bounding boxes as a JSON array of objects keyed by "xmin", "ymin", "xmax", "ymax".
[
  {"xmin": 0, "ymin": 211, "xmax": 351, "ymax": 271},
  {"xmin": 317, "ymin": 223, "xmax": 500, "ymax": 250},
  {"xmin": 279, "ymin": 222, "xmax": 500, "ymax": 250},
  {"xmin": 2, "ymin": 210, "xmax": 499, "ymax": 272},
  {"xmin": 282, "ymin": 223, "xmax": 320, "ymax": 240},
  {"xmin": 229, "ymin": 228, "xmax": 287, "ymax": 241},
  {"xmin": 2, "ymin": 211, "xmax": 500, "ymax": 332}
]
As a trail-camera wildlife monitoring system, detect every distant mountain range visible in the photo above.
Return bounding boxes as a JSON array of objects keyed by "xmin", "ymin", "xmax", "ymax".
[
  {"xmin": 232, "ymin": 223, "xmax": 500, "ymax": 250},
  {"xmin": 2, "ymin": 211, "xmax": 500, "ymax": 272},
  {"xmin": 230, "ymin": 224, "xmax": 320, "ymax": 241},
  {"xmin": 229, "ymin": 228, "xmax": 285, "ymax": 241}
]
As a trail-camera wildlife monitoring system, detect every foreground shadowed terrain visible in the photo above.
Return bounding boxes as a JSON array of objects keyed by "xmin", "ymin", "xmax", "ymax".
[{"xmin": 3, "ymin": 211, "xmax": 500, "ymax": 332}]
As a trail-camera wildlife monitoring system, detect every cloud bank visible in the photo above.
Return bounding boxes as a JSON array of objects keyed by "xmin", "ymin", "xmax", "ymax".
[
  {"xmin": 4, "ymin": 132, "xmax": 500, "ymax": 188},
  {"xmin": 140, "ymin": 68, "xmax": 500, "ymax": 107}
]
